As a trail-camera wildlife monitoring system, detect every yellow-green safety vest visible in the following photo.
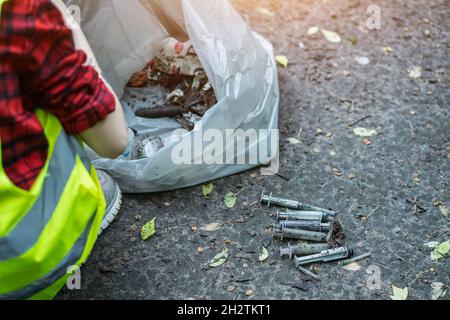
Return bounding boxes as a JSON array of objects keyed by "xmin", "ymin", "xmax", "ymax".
[{"xmin": 0, "ymin": 0, "xmax": 106, "ymax": 300}]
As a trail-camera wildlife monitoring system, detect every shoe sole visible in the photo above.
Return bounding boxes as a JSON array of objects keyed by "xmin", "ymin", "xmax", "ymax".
[{"xmin": 98, "ymin": 183, "xmax": 123, "ymax": 236}]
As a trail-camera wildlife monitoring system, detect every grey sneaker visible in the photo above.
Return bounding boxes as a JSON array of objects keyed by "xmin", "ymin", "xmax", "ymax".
[{"xmin": 96, "ymin": 170, "xmax": 122, "ymax": 236}]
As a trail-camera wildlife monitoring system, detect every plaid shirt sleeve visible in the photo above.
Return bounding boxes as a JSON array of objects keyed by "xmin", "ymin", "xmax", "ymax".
[
  {"xmin": 22, "ymin": 0, "xmax": 117, "ymax": 135},
  {"xmin": 0, "ymin": 0, "xmax": 116, "ymax": 190}
]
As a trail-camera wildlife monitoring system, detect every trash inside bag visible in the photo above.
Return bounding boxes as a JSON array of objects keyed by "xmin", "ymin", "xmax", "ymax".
[
  {"xmin": 127, "ymin": 38, "xmax": 217, "ymax": 132},
  {"xmin": 67, "ymin": 0, "xmax": 280, "ymax": 193}
]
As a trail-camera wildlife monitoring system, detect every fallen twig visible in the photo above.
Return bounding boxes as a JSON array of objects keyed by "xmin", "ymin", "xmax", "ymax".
[{"xmin": 348, "ymin": 115, "xmax": 372, "ymax": 127}]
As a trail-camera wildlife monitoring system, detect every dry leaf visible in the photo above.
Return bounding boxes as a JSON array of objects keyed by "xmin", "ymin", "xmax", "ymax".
[
  {"xmin": 321, "ymin": 29, "xmax": 341, "ymax": 43},
  {"xmin": 343, "ymin": 262, "xmax": 361, "ymax": 271},
  {"xmin": 408, "ymin": 66, "xmax": 422, "ymax": 79},
  {"xmin": 355, "ymin": 56, "xmax": 370, "ymax": 65},
  {"xmin": 432, "ymin": 200, "xmax": 443, "ymax": 206},
  {"xmin": 307, "ymin": 26, "xmax": 320, "ymax": 35},
  {"xmin": 200, "ymin": 222, "xmax": 222, "ymax": 232},
  {"xmin": 353, "ymin": 127, "xmax": 378, "ymax": 137},
  {"xmin": 424, "ymin": 241, "xmax": 439, "ymax": 248}
]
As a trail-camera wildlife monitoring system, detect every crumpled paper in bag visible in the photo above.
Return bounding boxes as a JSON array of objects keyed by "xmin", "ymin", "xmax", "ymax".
[{"xmin": 65, "ymin": 0, "xmax": 280, "ymax": 193}]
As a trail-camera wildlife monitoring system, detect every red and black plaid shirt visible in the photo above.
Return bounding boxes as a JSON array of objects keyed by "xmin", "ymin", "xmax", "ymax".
[{"xmin": 0, "ymin": 0, "xmax": 115, "ymax": 190}]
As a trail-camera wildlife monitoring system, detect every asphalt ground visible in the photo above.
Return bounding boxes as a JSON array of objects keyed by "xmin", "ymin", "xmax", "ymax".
[{"xmin": 59, "ymin": 0, "xmax": 449, "ymax": 300}]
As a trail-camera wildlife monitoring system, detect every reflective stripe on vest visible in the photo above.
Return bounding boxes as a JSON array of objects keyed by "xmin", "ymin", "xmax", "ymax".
[
  {"xmin": 0, "ymin": 104, "xmax": 105, "ymax": 301},
  {"xmin": 0, "ymin": 0, "xmax": 105, "ymax": 299}
]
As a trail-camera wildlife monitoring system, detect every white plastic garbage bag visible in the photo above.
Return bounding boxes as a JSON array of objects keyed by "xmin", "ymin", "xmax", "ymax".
[{"xmin": 65, "ymin": 0, "xmax": 279, "ymax": 193}]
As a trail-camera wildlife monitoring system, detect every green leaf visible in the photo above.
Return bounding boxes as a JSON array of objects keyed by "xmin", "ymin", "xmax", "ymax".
[
  {"xmin": 224, "ymin": 192, "xmax": 237, "ymax": 208},
  {"xmin": 439, "ymin": 205, "xmax": 449, "ymax": 217},
  {"xmin": 437, "ymin": 240, "xmax": 450, "ymax": 256},
  {"xmin": 200, "ymin": 222, "xmax": 222, "ymax": 232},
  {"xmin": 390, "ymin": 285, "xmax": 408, "ymax": 300},
  {"xmin": 275, "ymin": 55, "xmax": 289, "ymax": 68},
  {"xmin": 202, "ymin": 182, "xmax": 214, "ymax": 198},
  {"xmin": 259, "ymin": 247, "xmax": 269, "ymax": 262},
  {"xmin": 307, "ymin": 26, "xmax": 320, "ymax": 35},
  {"xmin": 287, "ymin": 137, "xmax": 301, "ymax": 144},
  {"xmin": 431, "ymin": 250, "xmax": 443, "ymax": 261},
  {"xmin": 431, "ymin": 282, "xmax": 447, "ymax": 300},
  {"xmin": 321, "ymin": 29, "xmax": 341, "ymax": 43},
  {"xmin": 141, "ymin": 218, "xmax": 156, "ymax": 241},
  {"xmin": 353, "ymin": 127, "xmax": 378, "ymax": 137},
  {"xmin": 209, "ymin": 248, "xmax": 229, "ymax": 268},
  {"xmin": 431, "ymin": 240, "xmax": 450, "ymax": 260}
]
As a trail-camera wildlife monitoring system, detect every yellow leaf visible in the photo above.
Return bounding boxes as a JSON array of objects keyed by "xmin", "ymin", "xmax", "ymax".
[
  {"xmin": 140, "ymin": 218, "xmax": 156, "ymax": 241},
  {"xmin": 321, "ymin": 29, "xmax": 341, "ymax": 43},
  {"xmin": 202, "ymin": 182, "xmax": 214, "ymax": 197},
  {"xmin": 287, "ymin": 137, "xmax": 301, "ymax": 144},
  {"xmin": 275, "ymin": 55, "xmax": 289, "ymax": 68},
  {"xmin": 259, "ymin": 247, "xmax": 269, "ymax": 262},
  {"xmin": 307, "ymin": 26, "xmax": 320, "ymax": 35}
]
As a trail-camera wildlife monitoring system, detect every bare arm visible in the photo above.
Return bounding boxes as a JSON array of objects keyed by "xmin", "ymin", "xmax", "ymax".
[
  {"xmin": 30, "ymin": 0, "xmax": 128, "ymax": 159},
  {"xmin": 79, "ymin": 97, "xmax": 128, "ymax": 159}
]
